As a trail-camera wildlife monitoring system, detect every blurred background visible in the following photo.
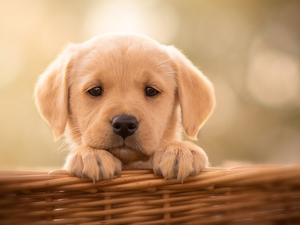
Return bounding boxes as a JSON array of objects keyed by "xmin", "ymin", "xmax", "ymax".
[{"xmin": 0, "ymin": 0, "xmax": 299, "ymax": 169}]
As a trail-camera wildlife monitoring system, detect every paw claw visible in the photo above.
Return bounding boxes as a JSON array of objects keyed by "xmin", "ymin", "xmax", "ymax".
[
  {"xmin": 152, "ymin": 141, "xmax": 208, "ymax": 182},
  {"xmin": 64, "ymin": 147, "xmax": 122, "ymax": 181}
]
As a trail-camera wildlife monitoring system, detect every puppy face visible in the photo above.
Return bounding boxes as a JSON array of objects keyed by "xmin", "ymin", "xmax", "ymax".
[
  {"xmin": 67, "ymin": 35, "xmax": 178, "ymax": 164},
  {"xmin": 35, "ymin": 33, "xmax": 215, "ymax": 166}
]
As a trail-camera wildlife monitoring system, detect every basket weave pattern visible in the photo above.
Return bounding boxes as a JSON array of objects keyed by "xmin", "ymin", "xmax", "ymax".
[{"xmin": 1, "ymin": 165, "xmax": 300, "ymax": 224}]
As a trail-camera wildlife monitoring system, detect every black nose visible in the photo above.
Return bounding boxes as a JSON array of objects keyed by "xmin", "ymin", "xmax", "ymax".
[{"xmin": 111, "ymin": 115, "xmax": 138, "ymax": 139}]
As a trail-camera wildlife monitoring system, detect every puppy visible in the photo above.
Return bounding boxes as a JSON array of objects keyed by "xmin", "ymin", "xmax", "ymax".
[{"xmin": 35, "ymin": 33, "xmax": 215, "ymax": 182}]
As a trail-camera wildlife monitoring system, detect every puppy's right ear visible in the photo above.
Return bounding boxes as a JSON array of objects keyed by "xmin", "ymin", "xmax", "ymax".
[{"xmin": 35, "ymin": 44, "xmax": 77, "ymax": 140}]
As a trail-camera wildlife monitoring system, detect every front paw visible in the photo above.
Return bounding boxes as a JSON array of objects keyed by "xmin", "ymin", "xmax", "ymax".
[
  {"xmin": 152, "ymin": 141, "xmax": 208, "ymax": 182},
  {"xmin": 64, "ymin": 146, "xmax": 122, "ymax": 182}
]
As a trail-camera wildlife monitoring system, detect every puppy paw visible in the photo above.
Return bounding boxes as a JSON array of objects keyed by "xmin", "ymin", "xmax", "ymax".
[
  {"xmin": 64, "ymin": 146, "xmax": 122, "ymax": 182},
  {"xmin": 152, "ymin": 141, "xmax": 208, "ymax": 182}
]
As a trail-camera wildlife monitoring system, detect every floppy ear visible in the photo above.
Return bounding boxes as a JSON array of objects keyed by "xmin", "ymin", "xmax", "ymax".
[
  {"xmin": 35, "ymin": 44, "xmax": 76, "ymax": 140},
  {"xmin": 167, "ymin": 46, "xmax": 215, "ymax": 140}
]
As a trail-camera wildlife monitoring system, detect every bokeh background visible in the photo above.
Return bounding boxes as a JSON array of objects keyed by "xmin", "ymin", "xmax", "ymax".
[{"xmin": 1, "ymin": 0, "xmax": 299, "ymax": 169}]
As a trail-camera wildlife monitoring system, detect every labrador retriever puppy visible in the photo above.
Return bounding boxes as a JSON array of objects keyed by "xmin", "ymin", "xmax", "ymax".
[{"xmin": 35, "ymin": 33, "xmax": 215, "ymax": 182}]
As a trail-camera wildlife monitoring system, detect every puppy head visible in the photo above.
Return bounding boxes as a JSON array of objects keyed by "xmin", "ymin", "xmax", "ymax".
[{"xmin": 35, "ymin": 33, "xmax": 215, "ymax": 164}]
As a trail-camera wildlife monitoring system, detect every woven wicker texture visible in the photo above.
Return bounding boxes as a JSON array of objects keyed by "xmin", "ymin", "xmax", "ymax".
[{"xmin": 0, "ymin": 165, "xmax": 300, "ymax": 225}]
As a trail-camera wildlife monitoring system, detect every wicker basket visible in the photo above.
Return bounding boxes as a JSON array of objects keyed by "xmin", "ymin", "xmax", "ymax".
[{"xmin": 0, "ymin": 165, "xmax": 300, "ymax": 225}]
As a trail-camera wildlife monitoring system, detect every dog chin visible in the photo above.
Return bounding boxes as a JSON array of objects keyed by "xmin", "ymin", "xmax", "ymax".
[{"xmin": 108, "ymin": 146, "xmax": 150, "ymax": 165}]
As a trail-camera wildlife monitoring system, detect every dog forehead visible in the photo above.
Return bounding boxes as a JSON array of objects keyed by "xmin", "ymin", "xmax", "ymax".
[
  {"xmin": 81, "ymin": 34, "xmax": 170, "ymax": 69},
  {"xmin": 72, "ymin": 35, "xmax": 175, "ymax": 88}
]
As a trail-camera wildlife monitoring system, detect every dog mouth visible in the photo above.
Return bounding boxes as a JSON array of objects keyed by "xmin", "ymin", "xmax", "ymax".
[
  {"xmin": 108, "ymin": 145, "xmax": 150, "ymax": 164},
  {"xmin": 88, "ymin": 142, "xmax": 150, "ymax": 165}
]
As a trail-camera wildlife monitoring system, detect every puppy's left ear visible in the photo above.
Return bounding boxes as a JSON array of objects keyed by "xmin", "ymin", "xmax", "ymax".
[
  {"xmin": 167, "ymin": 46, "xmax": 215, "ymax": 140},
  {"xmin": 35, "ymin": 44, "xmax": 77, "ymax": 140}
]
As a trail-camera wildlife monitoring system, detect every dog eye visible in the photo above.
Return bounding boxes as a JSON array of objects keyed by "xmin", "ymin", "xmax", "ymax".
[
  {"xmin": 87, "ymin": 87, "xmax": 102, "ymax": 96},
  {"xmin": 145, "ymin": 87, "xmax": 159, "ymax": 97}
]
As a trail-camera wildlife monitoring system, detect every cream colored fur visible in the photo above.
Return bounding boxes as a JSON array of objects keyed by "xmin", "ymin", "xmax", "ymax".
[{"xmin": 35, "ymin": 33, "xmax": 215, "ymax": 182}]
